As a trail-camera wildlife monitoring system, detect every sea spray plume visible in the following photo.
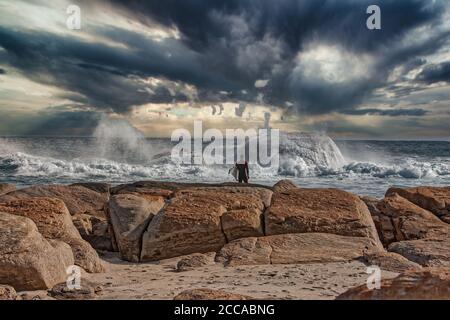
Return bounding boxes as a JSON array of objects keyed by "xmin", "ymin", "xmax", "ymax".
[
  {"xmin": 93, "ymin": 116, "xmax": 154, "ymax": 163},
  {"xmin": 278, "ymin": 132, "xmax": 345, "ymax": 176}
]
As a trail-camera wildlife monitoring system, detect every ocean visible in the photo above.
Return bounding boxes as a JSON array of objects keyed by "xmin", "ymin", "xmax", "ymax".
[{"xmin": 1, "ymin": 132, "xmax": 449, "ymax": 198}]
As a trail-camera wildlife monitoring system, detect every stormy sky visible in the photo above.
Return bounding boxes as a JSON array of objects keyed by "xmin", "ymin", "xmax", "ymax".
[{"xmin": 0, "ymin": 0, "xmax": 449, "ymax": 139}]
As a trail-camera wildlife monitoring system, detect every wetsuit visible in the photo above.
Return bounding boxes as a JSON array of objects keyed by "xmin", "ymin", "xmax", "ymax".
[{"xmin": 235, "ymin": 161, "xmax": 249, "ymax": 183}]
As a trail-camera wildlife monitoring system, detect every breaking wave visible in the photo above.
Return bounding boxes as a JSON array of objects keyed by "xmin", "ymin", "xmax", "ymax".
[{"xmin": 1, "ymin": 131, "xmax": 449, "ymax": 185}]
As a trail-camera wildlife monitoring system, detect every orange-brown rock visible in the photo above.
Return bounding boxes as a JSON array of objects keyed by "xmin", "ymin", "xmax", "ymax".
[
  {"xmin": 361, "ymin": 196, "xmax": 396, "ymax": 246},
  {"xmin": 107, "ymin": 194, "xmax": 165, "ymax": 262},
  {"xmin": 174, "ymin": 288, "xmax": 253, "ymax": 300},
  {"xmin": 336, "ymin": 267, "xmax": 450, "ymax": 300},
  {"xmin": 388, "ymin": 238, "xmax": 450, "ymax": 267},
  {"xmin": 387, "ymin": 186, "xmax": 450, "ymax": 222},
  {"xmin": 0, "ymin": 198, "xmax": 104, "ymax": 273},
  {"xmin": 362, "ymin": 250, "xmax": 421, "ymax": 273},
  {"xmin": 265, "ymin": 188, "xmax": 382, "ymax": 248},
  {"xmin": 140, "ymin": 186, "xmax": 272, "ymax": 261},
  {"xmin": 272, "ymin": 179, "xmax": 298, "ymax": 193},
  {"xmin": 0, "ymin": 184, "xmax": 108, "ymax": 217},
  {"xmin": 376, "ymin": 194, "xmax": 450, "ymax": 244},
  {"xmin": 0, "ymin": 212, "xmax": 73, "ymax": 291},
  {"xmin": 216, "ymin": 233, "xmax": 376, "ymax": 266},
  {"xmin": 0, "ymin": 198, "xmax": 81, "ymax": 240},
  {"xmin": 221, "ymin": 208, "xmax": 264, "ymax": 241},
  {"xmin": 72, "ymin": 213, "xmax": 112, "ymax": 251}
]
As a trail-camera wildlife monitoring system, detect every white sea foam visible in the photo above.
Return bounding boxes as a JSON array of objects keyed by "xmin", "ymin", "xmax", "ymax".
[{"xmin": 1, "ymin": 132, "xmax": 448, "ymax": 184}]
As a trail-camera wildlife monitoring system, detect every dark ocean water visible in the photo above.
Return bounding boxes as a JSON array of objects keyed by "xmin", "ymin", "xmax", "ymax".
[{"xmin": 1, "ymin": 135, "xmax": 449, "ymax": 198}]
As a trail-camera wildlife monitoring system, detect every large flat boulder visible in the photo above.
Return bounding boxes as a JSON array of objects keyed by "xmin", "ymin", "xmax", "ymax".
[
  {"xmin": 0, "ymin": 198, "xmax": 80, "ymax": 240},
  {"xmin": 388, "ymin": 238, "xmax": 450, "ymax": 267},
  {"xmin": 387, "ymin": 186, "xmax": 450, "ymax": 222},
  {"xmin": 140, "ymin": 186, "xmax": 272, "ymax": 261},
  {"xmin": 337, "ymin": 267, "xmax": 450, "ymax": 300},
  {"xmin": 0, "ymin": 198, "xmax": 104, "ymax": 273},
  {"xmin": 0, "ymin": 212, "xmax": 73, "ymax": 291},
  {"xmin": 265, "ymin": 188, "xmax": 382, "ymax": 248},
  {"xmin": 216, "ymin": 233, "xmax": 376, "ymax": 266},
  {"xmin": 376, "ymin": 194, "xmax": 450, "ymax": 244},
  {"xmin": 0, "ymin": 184, "xmax": 108, "ymax": 217},
  {"xmin": 107, "ymin": 194, "xmax": 165, "ymax": 262}
]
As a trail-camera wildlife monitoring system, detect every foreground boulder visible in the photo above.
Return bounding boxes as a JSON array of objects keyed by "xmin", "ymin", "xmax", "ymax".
[
  {"xmin": 216, "ymin": 233, "xmax": 376, "ymax": 266},
  {"xmin": 376, "ymin": 194, "xmax": 450, "ymax": 245},
  {"xmin": 174, "ymin": 288, "xmax": 253, "ymax": 300},
  {"xmin": 337, "ymin": 267, "xmax": 450, "ymax": 300},
  {"xmin": 387, "ymin": 186, "xmax": 450, "ymax": 223},
  {"xmin": 107, "ymin": 194, "xmax": 165, "ymax": 262},
  {"xmin": 140, "ymin": 186, "xmax": 272, "ymax": 261},
  {"xmin": 0, "ymin": 198, "xmax": 104, "ymax": 273},
  {"xmin": 265, "ymin": 188, "xmax": 382, "ymax": 248},
  {"xmin": 0, "ymin": 212, "xmax": 73, "ymax": 291},
  {"xmin": 388, "ymin": 238, "xmax": 450, "ymax": 267},
  {"xmin": 0, "ymin": 184, "xmax": 108, "ymax": 217},
  {"xmin": 362, "ymin": 250, "xmax": 421, "ymax": 273}
]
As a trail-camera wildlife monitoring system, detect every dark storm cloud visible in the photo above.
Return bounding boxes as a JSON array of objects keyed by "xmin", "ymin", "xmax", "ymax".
[
  {"xmin": 0, "ymin": 0, "xmax": 449, "ymax": 116},
  {"xmin": 25, "ymin": 107, "xmax": 102, "ymax": 136},
  {"xmin": 342, "ymin": 108, "xmax": 429, "ymax": 117},
  {"xmin": 416, "ymin": 61, "xmax": 450, "ymax": 84}
]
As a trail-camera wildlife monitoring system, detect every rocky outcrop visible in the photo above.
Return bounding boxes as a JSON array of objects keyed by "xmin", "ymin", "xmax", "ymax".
[
  {"xmin": 72, "ymin": 214, "xmax": 112, "ymax": 251},
  {"xmin": 64, "ymin": 238, "xmax": 105, "ymax": 273},
  {"xmin": 265, "ymin": 188, "xmax": 382, "ymax": 248},
  {"xmin": 216, "ymin": 233, "xmax": 376, "ymax": 266},
  {"xmin": 360, "ymin": 196, "xmax": 396, "ymax": 246},
  {"xmin": 272, "ymin": 179, "xmax": 298, "ymax": 193},
  {"xmin": 362, "ymin": 250, "xmax": 421, "ymax": 273},
  {"xmin": 107, "ymin": 194, "xmax": 165, "ymax": 262},
  {"xmin": 0, "ymin": 198, "xmax": 81, "ymax": 240},
  {"xmin": 376, "ymin": 194, "xmax": 450, "ymax": 244},
  {"xmin": 0, "ymin": 184, "xmax": 108, "ymax": 217},
  {"xmin": 387, "ymin": 186, "xmax": 450, "ymax": 223},
  {"xmin": 0, "ymin": 198, "xmax": 104, "ymax": 273},
  {"xmin": 0, "ymin": 285, "xmax": 18, "ymax": 300},
  {"xmin": 221, "ymin": 208, "xmax": 264, "ymax": 241},
  {"xmin": 0, "ymin": 184, "xmax": 15, "ymax": 195},
  {"xmin": 388, "ymin": 238, "xmax": 450, "ymax": 267},
  {"xmin": 337, "ymin": 267, "xmax": 450, "ymax": 300},
  {"xmin": 174, "ymin": 288, "xmax": 254, "ymax": 300},
  {"xmin": 0, "ymin": 212, "xmax": 73, "ymax": 291},
  {"xmin": 140, "ymin": 186, "xmax": 272, "ymax": 261}
]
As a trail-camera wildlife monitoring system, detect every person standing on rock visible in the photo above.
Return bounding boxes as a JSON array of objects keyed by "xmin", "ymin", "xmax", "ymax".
[{"xmin": 235, "ymin": 159, "xmax": 249, "ymax": 183}]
